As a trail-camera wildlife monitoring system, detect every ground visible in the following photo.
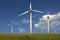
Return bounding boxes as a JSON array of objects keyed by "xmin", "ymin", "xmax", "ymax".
[{"xmin": 0, "ymin": 34, "xmax": 60, "ymax": 40}]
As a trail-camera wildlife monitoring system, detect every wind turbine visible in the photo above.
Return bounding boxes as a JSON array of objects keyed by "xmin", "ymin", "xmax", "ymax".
[
  {"xmin": 54, "ymin": 22, "xmax": 60, "ymax": 34},
  {"xmin": 55, "ymin": 29, "xmax": 57, "ymax": 34},
  {"xmin": 18, "ymin": 2, "xmax": 44, "ymax": 34},
  {"xmin": 47, "ymin": 12, "xmax": 50, "ymax": 33},
  {"xmin": 39, "ymin": 28, "xmax": 44, "ymax": 34},
  {"xmin": 8, "ymin": 20, "xmax": 16, "ymax": 33},
  {"xmin": 18, "ymin": 28, "xmax": 24, "ymax": 33}
]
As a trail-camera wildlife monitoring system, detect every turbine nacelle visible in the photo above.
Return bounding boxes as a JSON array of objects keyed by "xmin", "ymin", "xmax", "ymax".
[
  {"xmin": 47, "ymin": 16, "xmax": 50, "ymax": 19},
  {"xmin": 30, "ymin": 9, "xmax": 32, "ymax": 13}
]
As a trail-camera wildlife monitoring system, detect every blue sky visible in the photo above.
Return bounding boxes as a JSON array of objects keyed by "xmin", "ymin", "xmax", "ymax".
[{"xmin": 0, "ymin": 0, "xmax": 60, "ymax": 34}]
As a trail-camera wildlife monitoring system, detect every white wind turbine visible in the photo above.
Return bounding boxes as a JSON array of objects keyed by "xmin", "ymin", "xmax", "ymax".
[
  {"xmin": 18, "ymin": 28, "xmax": 24, "ymax": 33},
  {"xmin": 46, "ymin": 12, "xmax": 50, "ymax": 33},
  {"xmin": 55, "ymin": 29, "xmax": 56, "ymax": 34},
  {"xmin": 55, "ymin": 22, "xmax": 60, "ymax": 34},
  {"xmin": 18, "ymin": 2, "xmax": 44, "ymax": 34},
  {"xmin": 8, "ymin": 20, "xmax": 17, "ymax": 33}
]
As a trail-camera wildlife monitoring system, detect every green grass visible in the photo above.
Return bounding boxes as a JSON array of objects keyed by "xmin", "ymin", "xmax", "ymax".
[{"xmin": 0, "ymin": 34, "xmax": 60, "ymax": 40}]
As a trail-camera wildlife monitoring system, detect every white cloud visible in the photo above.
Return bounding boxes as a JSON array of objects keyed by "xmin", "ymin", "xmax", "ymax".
[
  {"xmin": 42, "ymin": 14, "xmax": 55, "ymax": 21},
  {"xmin": 34, "ymin": 24, "xmax": 39, "ymax": 27},
  {"xmin": 22, "ymin": 19, "xmax": 29, "ymax": 24},
  {"xmin": 53, "ymin": 12, "xmax": 60, "ymax": 20},
  {"xmin": 34, "ymin": 12, "xmax": 60, "ymax": 30},
  {"xmin": 40, "ymin": 18, "xmax": 42, "ymax": 21}
]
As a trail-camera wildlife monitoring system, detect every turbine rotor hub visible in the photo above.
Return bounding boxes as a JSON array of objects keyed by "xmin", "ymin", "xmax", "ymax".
[{"xmin": 30, "ymin": 9, "xmax": 32, "ymax": 13}]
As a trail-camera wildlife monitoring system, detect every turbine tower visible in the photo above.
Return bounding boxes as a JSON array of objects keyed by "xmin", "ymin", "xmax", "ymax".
[
  {"xmin": 18, "ymin": 2, "xmax": 44, "ymax": 34},
  {"xmin": 47, "ymin": 12, "xmax": 50, "ymax": 33},
  {"xmin": 55, "ymin": 29, "xmax": 56, "ymax": 34},
  {"xmin": 8, "ymin": 20, "xmax": 15, "ymax": 33}
]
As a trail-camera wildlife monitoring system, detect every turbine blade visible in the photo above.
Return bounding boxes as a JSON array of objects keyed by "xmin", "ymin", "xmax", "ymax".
[
  {"xmin": 18, "ymin": 10, "xmax": 29, "ymax": 17},
  {"xmin": 47, "ymin": 11, "xmax": 49, "ymax": 15},
  {"xmin": 8, "ymin": 23, "xmax": 11, "ymax": 26},
  {"xmin": 55, "ymin": 23, "xmax": 60, "ymax": 26},
  {"xmin": 13, "ymin": 22, "xmax": 18, "ymax": 25},
  {"xmin": 8, "ymin": 20, "xmax": 13, "ymax": 26},
  {"xmin": 32, "ymin": 10, "xmax": 44, "ymax": 13},
  {"xmin": 30, "ymin": 2, "xmax": 32, "ymax": 10}
]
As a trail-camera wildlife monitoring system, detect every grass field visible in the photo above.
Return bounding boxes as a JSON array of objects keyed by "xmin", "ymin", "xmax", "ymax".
[{"xmin": 0, "ymin": 34, "xmax": 60, "ymax": 40}]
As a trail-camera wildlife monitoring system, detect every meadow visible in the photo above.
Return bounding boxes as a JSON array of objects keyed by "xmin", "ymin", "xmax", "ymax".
[{"xmin": 0, "ymin": 34, "xmax": 60, "ymax": 40}]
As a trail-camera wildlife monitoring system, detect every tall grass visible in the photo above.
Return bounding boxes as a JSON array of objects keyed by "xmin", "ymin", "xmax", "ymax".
[{"xmin": 0, "ymin": 34, "xmax": 60, "ymax": 40}]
